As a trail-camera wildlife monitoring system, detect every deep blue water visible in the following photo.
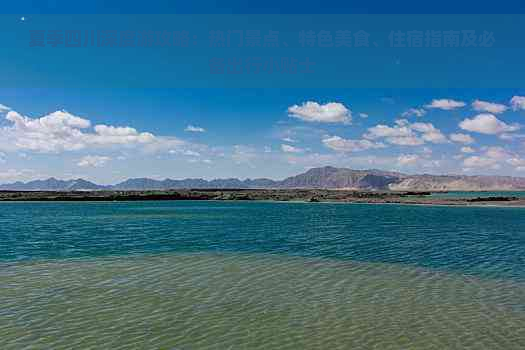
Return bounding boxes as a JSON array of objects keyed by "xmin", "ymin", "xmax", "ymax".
[{"xmin": 1, "ymin": 201, "xmax": 525, "ymax": 279}]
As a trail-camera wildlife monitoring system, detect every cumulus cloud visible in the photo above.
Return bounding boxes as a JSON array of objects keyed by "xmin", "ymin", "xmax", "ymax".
[
  {"xmin": 450, "ymin": 133, "xmax": 475, "ymax": 144},
  {"xmin": 322, "ymin": 136, "xmax": 385, "ymax": 152},
  {"xmin": 510, "ymin": 96, "xmax": 525, "ymax": 111},
  {"xmin": 397, "ymin": 154, "xmax": 440, "ymax": 168},
  {"xmin": 397, "ymin": 154, "xmax": 419, "ymax": 166},
  {"xmin": 425, "ymin": 99, "xmax": 466, "ymax": 110},
  {"xmin": 411, "ymin": 122, "xmax": 448, "ymax": 143},
  {"xmin": 463, "ymin": 156, "xmax": 500, "ymax": 170},
  {"xmin": 401, "ymin": 108, "xmax": 426, "ymax": 118},
  {"xmin": 364, "ymin": 119, "xmax": 446, "ymax": 146},
  {"xmin": 2, "ymin": 110, "xmax": 91, "ymax": 152},
  {"xmin": 90, "ymin": 125, "xmax": 155, "ymax": 145},
  {"xmin": 0, "ymin": 109, "xmax": 177, "ymax": 154},
  {"xmin": 475, "ymin": 146, "xmax": 525, "ymax": 171},
  {"xmin": 281, "ymin": 144, "xmax": 304, "ymax": 153},
  {"xmin": 288, "ymin": 101, "xmax": 351, "ymax": 123},
  {"xmin": 359, "ymin": 113, "xmax": 369, "ymax": 118},
  {"xmin": 472, "ymin": 100, "xmax": 508, "ymax": 114},
  {"xmin": 0, "ymin": 104, "xmax": 11, "ymax": 112},
  {"xmin": 364, "ymin": 119, "xmax": 419, "ymax": 145},
  {"xmin": 459, "ymin": 114, "xmax": 520, "ymax": 135},
  {"xmin": 185, "ymin": 125, "xmax": 206, "ymax": 132},
  {"xmin": 484, "ymin": 146, "xmax": 510, "ymax": 160},
  {"xmin": 77, "ymin": 155, "xmax": 111, "ymax": 167},
  {"xmin": 387, "ymin": 136, "xmax": 424, "ymax": 146},
  {"xmin": 462, "ymin": 146, "xmax": 513, "ymax": 171},
  {"xmin": 461, "ymin": 146, "xmax": 475, "ymax": 153}
]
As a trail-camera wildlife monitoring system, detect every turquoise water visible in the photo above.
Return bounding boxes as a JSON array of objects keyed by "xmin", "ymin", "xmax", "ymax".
[
  {"xmin": 1, "ymin": 201, "xmax": 525, "ymax": 349},
  {"xmin": 2, "ymin": 201, "xmax": 524, "ymax": 279}
]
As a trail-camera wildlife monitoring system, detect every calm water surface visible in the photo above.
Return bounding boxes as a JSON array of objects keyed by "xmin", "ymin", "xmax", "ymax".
[{"xmin": 1, "ymin": 201, "xmax": 525, "ymax": 349}]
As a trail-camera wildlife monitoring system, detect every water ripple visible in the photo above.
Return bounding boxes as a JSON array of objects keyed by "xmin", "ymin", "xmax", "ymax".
[{"xmin": 1, "ymin": 253, "xmax": 525, "ymax": 349}]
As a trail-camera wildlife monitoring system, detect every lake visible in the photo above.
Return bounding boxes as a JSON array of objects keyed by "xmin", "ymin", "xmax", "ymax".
[{"xmin": 1, "ymin": 201, "xmax": 525, "ymax": 349}]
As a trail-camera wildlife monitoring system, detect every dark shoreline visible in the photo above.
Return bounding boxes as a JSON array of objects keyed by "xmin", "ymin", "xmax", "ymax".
[{"xmin": 1, "ymin": 189, "xmax": 524, "ymax": 207}]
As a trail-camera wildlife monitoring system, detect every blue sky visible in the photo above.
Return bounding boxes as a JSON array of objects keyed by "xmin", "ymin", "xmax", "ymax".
[
  {"xmin": 1, "ymin": 11, "xmax": 525, "ymax": 183},
  {"xmin": 2, "ymin": 88, "xmax": 525, "ymax": 183},
  {"xmin": 3, "ymin": 0, "xmax": 525, "ymax": 14}
]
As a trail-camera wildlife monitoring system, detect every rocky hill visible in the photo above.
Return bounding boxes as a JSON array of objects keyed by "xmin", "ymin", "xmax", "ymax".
[{"xmin": 2, "ymin": 167, "xmax": 525, "ymax": 191}]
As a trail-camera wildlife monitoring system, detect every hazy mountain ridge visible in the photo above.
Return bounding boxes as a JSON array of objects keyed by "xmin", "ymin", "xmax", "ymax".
[
  {"xmin": 0, "ymin": 178, "xmax": 109, "ymax": 191},
  {"xmin": 2, "ymin": 166, "xmax": 525, "ymax": 191}
]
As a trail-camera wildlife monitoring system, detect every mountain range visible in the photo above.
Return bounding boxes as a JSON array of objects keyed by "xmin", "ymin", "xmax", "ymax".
[{"xmin": 2, "ymin": 166, "xmax": 525, "ymax": 191}]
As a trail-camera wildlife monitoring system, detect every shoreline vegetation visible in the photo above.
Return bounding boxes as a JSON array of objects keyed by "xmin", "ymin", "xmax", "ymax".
[{"xmin": 1, "ymin": 189, "xmax": 524, "ymax": 207}]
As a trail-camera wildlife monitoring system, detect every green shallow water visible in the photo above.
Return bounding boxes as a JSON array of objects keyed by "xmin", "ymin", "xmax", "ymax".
[{"xmin": 2, "ymin": 253, "xmax": 525, "ymax": 350}]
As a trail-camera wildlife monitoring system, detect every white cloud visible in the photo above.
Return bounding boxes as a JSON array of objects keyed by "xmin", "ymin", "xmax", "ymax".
[
  {"xmin": 77, "ymin": 155, "xmax": 111, "ymax": 168},
  {"xmin": 472, "ymin": 100, "xmax": 507, "ymax": 114},
  {"xmin": 461, "ymin": 146, "xmax": 475, "ymax": 153},
  {"xmin": 288, "ymin": 101, "xmax": 351, "ymax": 123},
  {"xmin": 2, "ymin": 110, "xmax": 91, "ymax": 152},
  {"xmin": 187, "ymin": 157, "xmax": 212, "ymax": 164},
  {"xmin": 411, "ymin": 122, "xmax": 447, "ymax": 143},
  {"xmin": 183, "ymin": 150, "xmax": 201, "ymax": 157},
  {"xmin": 0, "ymin": 168, "xmax": 35, "ymax": 181},
  {"xmin": 322, "ymin": 136, "xmax": 385, "ymax": 152},
  {"xmin": 365, "ymin": 122, "xmax": 411, "ymax": 139},
  {"xmin": 397, "ymin": 154, "xmax": 419, "ymax": 166},
  {"xmin": 0, "ymin": 109, "xmax": 175, "ymax": 154},
  {"xmin": 282, "ymin": 137, "xmax": 296, "ymax": 143},
  {"xmin": 459, "ymin": 114, "xmax": 520, "ymax": 135},
  {"xmin": 499, "ymin": 133, "xmax": 525, "ymax": 140},
  {"xmin": 185, "ymin": 125, "xmax": 206, "ymax": 132},
  {"xmin": 401, "ymin": 108, "xmax": 426, "ymax": 118},
  {"xmin": 169, "ymin": 149, "xmax": 201, "ymax": 157},
  {"xmin": 507, "ymin": 157, "xmax": 525, "ymax": 171},
  {"xmin": 90, "ymin": 125, "xmax": 155, "ymax": 145},
  {"xmin": 0, "ymin": 104, "xmax": 11, "ymax": 112},
  {"xmin": 462, "ymin": 146, "xmax": 513, "ymax": 171},
  {"xmin": 510, "ymin": 96, "xmax": 525, "ymax": 111},
  {"xmin": 484, "ymin": 146, "xmax": 510, "ymax": 160},
  {"xmin": 396, "ymin": 154, "xmax": 440, "ymax": 168},
  {"xmin": 422, "ymin": 132, "xmax": 447, "ymax": 144},
  {"xmin": 364, "ymin": 119, "xmax": 446, "ymax": 146},
  {"xmin": 450, "ymin": 133, "xmax": 475, "ymax": 144},
  {"xmin": 281, "ymin": 144, "xmax": 304, "ymax": 153},
  {"xmin": 425, "ymin": 99, "xmax": 466, "ymax": 110},
  {"xmin": 359, "ymin": 113, "xmax": 369, "ymax": 118},
  {"xmin": 386, "ymin": 136, "xmax": 425, "ymax": 146},
  {"xmin": 463, "ymin": 156, "xmax": 500, "ymax": 170}
]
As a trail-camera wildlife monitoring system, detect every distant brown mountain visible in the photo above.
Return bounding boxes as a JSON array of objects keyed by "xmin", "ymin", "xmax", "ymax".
[
  {"xmin": 2, "ymin": 166, "xmax": 525, "ymax": 191},
  {"xmin": 390, "ymin": 174, "xmax": 525, "ymax": 191},
  {"xmin": 278, "ymin": 166, "xmax": 403, "ymax": 189}
]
